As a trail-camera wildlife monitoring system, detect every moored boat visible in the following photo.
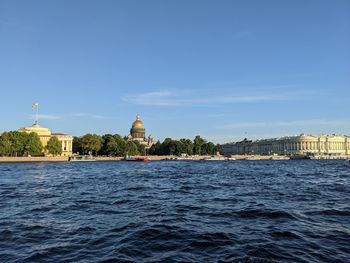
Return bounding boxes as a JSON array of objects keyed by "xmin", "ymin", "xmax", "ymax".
[
  {"xmin": 123, "ymin": 156, "xmax": 149, "ymax": 162},
  {"xmin": 270, "ymin": 155, "xmax": 290, "ymax": 160},
  {"xmin": 68, "ymin": 155, "xmax": 96, "ymax": 162},
  {"xmin": 290, "ymin": 154, "xmax": 310, "ymax": 160},
  {"xmin": 204, "ymin": 156, "xmax": 226, "ymax": 161}
]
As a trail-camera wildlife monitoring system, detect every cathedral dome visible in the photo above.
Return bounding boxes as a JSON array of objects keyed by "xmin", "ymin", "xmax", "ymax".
[
  {"xmin": 19, "ymin": 122, "xmax": 52, "ymax": 137},
  {"xmin": 132, "ymin": 115, "xmax": 145, "ymax": 130}
]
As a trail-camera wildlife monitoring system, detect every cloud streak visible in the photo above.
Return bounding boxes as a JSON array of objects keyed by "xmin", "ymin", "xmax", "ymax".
[
  {"xmin": 71, "ymin": 113, "xmax": 112, "ymax": 120},
  {"xmin": 123, "ymin": 88, "xmax": 298, "ymax": 107},
  {"xmin": 222, "ymin": 119, "xmax": 350, "ymax": 129}
]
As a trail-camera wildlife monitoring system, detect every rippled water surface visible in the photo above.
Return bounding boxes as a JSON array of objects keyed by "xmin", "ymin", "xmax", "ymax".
[{"xmin": 0, "ymin": 160, "xmax": 349, "ymax": 262}]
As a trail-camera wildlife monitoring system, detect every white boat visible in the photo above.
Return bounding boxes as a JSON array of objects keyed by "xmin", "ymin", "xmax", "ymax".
[
  {"xmin": 204, "ymin": 156, "xmax": 226, "ymax": 161},
  {"xmin": 68, "ymin": 155, "xmax": 96, "ymax": 162},
  {"xmin": 270, "ymin": 156, "xmax": 290, "ymax": 160},
  {"xmin": 175, "ymin": 157, "xmax": 193, "ymax": 160}
]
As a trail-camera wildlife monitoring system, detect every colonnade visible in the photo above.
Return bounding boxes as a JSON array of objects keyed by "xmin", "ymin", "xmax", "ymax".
[
  {"xmin": 61, "ymin": 140, "xmax": 73, "ymax": 152},
  {"xmin": 223, "ymin": 135, "xmax": 350, "ymax": 156}
]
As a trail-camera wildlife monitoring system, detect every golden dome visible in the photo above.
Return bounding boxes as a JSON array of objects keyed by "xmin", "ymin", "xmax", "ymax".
[
  {"xmin": 132, "ymin": 115, "xmax": 145, "ymax": 129},
  {"xmin": 19, "ymin": 122, "xmax": 52, "ymax": 137}
]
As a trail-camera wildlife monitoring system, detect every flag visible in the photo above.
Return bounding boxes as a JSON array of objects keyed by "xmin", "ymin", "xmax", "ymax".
[{"xmin": 32, "ymin": 102, "xmax": 39, "ymax": 109}]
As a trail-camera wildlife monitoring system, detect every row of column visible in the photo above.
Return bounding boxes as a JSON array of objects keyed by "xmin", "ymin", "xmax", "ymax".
[
  {"xmin": 281, "ymin": 141, "xmax": 348, "ymax": 152},
  {"xmin": 226, "ymin": 139, "xmax": 350, "ymax": 155},
  {"xmin": 62, "ymin": 140, "xmax": 73, "ymax": 152}
]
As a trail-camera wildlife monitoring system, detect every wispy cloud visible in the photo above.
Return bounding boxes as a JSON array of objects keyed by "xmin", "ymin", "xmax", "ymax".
[
  {"xmin": 123, "ymin": 91, "xmax": 186, "ymax": 106},
  {"xmin": 221, "ymin": 119, "xmax": 350, "ymax": 129},
  {"xmin": 123, "ymin": 88, "xmax": 307, "ymax": 107},
  {"xmin": 28, "ymin": 114, "xmax": 61, "ymax": 120},
  {"xmin": 71, "ymin": 113, "xmax": 112, "ymax": 120}
]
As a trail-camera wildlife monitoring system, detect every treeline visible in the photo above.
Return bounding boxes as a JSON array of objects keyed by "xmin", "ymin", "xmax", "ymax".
[
  {"xmin": 73, "ymin": 134, "xmax": 145, "ymax": 156},
  {"xmin": 0, "ymin": 131, "xmax": 223, "ymax": 157},
  {"xmin": 149, "ymin": 136, "xmax": 223, "ymax": 156},
  {"xmin": 73, "ymin": 134, "xmax": 223, "ymax": 156},
  {"xmin": 0, "ymin": 131, "xmax": 62, "ymax": 157}
]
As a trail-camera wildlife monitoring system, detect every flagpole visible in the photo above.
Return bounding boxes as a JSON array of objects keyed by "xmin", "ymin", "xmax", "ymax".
[{"xmin": 36, "ymin": 103, "xmax": 39, "ymax": 124}]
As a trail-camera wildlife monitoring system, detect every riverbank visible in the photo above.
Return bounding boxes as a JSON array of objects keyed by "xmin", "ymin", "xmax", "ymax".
[
  {"xmin": 1, "ymin": 155, "xmax": 346, "ymax": 163},
  {"xmin": 0, "ymin": 155, "xmax": 286, "ymax": 163},
  {"xmin": 0, "ymin": 156, "xmax": 123, "ymax": 163}
]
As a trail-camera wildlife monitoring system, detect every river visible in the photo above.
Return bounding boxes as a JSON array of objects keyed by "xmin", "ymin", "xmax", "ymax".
[{"xmin": 0, "ymin": 160, "xmax": 349, "ymax": 262}]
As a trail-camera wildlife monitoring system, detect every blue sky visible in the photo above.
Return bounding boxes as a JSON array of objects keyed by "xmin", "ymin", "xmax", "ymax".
[{"xmin": 1, "ymin": 0, "xmax": 349, "ymax": 143}]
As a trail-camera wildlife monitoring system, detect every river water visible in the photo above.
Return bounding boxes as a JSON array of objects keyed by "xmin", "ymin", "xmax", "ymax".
[{"xmin": 0, "ymin": 160, "xmax": 349, "ymax": 262}]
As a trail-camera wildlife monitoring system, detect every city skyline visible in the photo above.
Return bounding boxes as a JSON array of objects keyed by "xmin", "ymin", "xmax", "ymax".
[{"xmin": 1, "ymin": 1, "xmax": 350, "ymax": 143}]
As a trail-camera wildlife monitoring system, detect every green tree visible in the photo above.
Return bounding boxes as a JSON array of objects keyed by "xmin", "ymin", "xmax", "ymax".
[
  {"xmin": 24, "ymin": 132, "xmax": 43, "ymax": 156},
  {"xmin": 134, "ymin": 140, "xmax": 146, "ymax": 156},
  {"xmin": 99, "ymin": 134, "xmax": 114, "ymax": 156},
  {"xmin": 106, "ymin": 137, "xmax": 119, "ymax": 156},
  {"xmin": 72, "ymin": 136, "xmax": 83, "ymax": 154},
  {"xmin": 176, "ymin": 141, "xmax": 185, "ymax": 156},
  {"xmin": 0, "ymin": 132, "xmax": 12, "ymax": 156},
  {"xmin": 168, "ymin": 140, "xmax": 177, "ymax": 155},
  {"xmin": 116, "ymin": 137, "xmax": 128, "ymax": 156},
  {"xmin": 149, "ymin": 140, "xmax": 161, "ymax": 155},
  {"xmin": 0, "ymin": 131, "xmax": 43, "ymax": 157},
  {"xmin": 193, "ymin": 135, "xmax": 206, "ymax": 155},
  {"xmin": 47, "ymin": 136, "xmax": 62, "ymax": 156},
  {"xmin": 104, "ymin": 134, "xmax": 126, "ymax": 156},
  {"xmin": 180, "ymin": 138, "xmax": 193, "ymax": 156},
  {"xmin": 81, "ymin": 134, "xmax": 103, "ymax": 156},
  {"xmin": 160, "ymin": 138, "xmax": 173, "ymax": 155},
  {"xmin": 214, "ymin": 144, "xmax": 224, "ymax": 155},
  {"xmin": 8, "ymin": 131, "xmax": 27, "ymax": 156},
  {"xmin": 201, "ymin": 142, "xmax": 215, "ymax": 155},
  {"xmin": 125, "ymin": 140, "xmax": 139, "ymax": 156}
]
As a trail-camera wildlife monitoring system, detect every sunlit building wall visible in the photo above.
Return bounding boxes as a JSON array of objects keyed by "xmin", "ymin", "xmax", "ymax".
[
  {"xmin": 19, "ymin": 122, "xmax": 73, "ymax": 156},
  {"xmin": 223, "ymin": 134, "xmax": 350, "ymax": 157}
]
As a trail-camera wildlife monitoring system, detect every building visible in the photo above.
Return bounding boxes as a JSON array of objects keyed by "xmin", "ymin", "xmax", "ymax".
[
  {"xmin": 128, "ymin": 115, "xmax": 154, "ymax": 149},
  {"xmin": 222, "ymin": 134, "xmax": 350, "ymax": 158},
  {"xmin": 19, "ymin": 121, "xmax": 73, "ymax": 156}
]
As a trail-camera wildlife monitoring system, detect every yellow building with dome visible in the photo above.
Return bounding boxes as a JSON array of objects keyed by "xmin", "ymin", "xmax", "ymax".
[
  {"xmin": 19, "ymin": 121, "xmax": 73, "ymax": 156},
  {"xmin": 128, "ymin": 115, "xmax": 154, "ymax": 148}
]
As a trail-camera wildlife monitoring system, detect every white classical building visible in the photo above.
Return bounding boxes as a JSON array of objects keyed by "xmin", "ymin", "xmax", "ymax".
[{"xmin": 223, "ymin": 134, "xmax": 350, "ymax": 158}]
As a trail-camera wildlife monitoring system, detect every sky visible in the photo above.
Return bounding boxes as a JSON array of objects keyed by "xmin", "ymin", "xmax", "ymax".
[{"xmin": 1, "ymin": 0, "xmax": 349, "ymax": 143}]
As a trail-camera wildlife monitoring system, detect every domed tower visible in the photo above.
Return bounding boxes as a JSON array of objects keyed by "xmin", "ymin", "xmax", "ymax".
[{"xmin": 130, "ymin": 115, "xmax": 146, "ymax": 142}]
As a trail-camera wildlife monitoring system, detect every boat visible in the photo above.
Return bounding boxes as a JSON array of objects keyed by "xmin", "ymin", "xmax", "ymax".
[
  {"xmin": 290, "ymin": 154, "xmax": 310, "ymax": 160},
  {"xmin": 123, "ymin": 156, "xmax": 149, "ymax": 162},
  {"xmin": 176, "ymin": 156, "xmax": 193, "ymax": 160},
  {"xmin": 270, "ymin": 156, "xmax": 290, "ymax": 160},
  {"xmin": 204, "ymin": 156, "xmax": 226, "ymax": 161},
  {"xmin": 68, "ymin": 155, "xmax": 96, "ymax": 162}
]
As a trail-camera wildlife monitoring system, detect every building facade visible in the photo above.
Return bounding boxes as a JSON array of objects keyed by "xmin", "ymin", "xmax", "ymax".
[
  {"xmin": 223, "ymin": 134, "xmax": 350, "ymax": 158},
  {"xmin": 19, "ymin": 122, "xmax": 73, "ymax": 156},
  {"xmin": 128, "ymin": 115, "xmax": 154, "ymax": 149}
]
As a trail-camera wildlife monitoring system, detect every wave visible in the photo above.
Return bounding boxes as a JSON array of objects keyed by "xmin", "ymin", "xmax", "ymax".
[
  {"xmin": 306, "ymin": 209, "xmax": 350, "ymax": 216},
  {"xmin": 218, "ymin": 256, "xmax": 276, "ymax": 263},
  {"xmin": 237, "ymin": 209, "xmax": 296, "ymax": 219},
  {"xmin": 270, "ymin": 231, "xmax": 302, "ymax": 239}
]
